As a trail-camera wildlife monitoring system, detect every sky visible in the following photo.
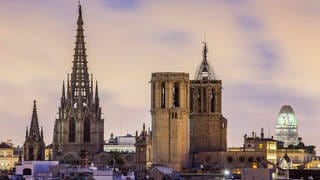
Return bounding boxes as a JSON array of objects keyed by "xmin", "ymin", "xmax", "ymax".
[{"xmin": 1, "ymin": 0, "xmax": 320, "ymax": 151}]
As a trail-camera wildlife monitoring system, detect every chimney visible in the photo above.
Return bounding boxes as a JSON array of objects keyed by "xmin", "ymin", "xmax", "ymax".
[{"xmin": 261, "ymin": 128, "xmax": 264, "ymax": 139}]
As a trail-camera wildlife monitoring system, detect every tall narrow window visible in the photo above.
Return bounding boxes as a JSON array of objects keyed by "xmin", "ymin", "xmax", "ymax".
[
  {"xmin": 161, "ymin": 83, "xmax": 166, "ymax": 108},
  {"xmin": 173, "ymin": 83, "xmax": 179, "ymax": 107},
  {"xmin": 190, "ymin": 89, "xmax": 194, "ymax": 113},
  {"xmin": 69, "ymin": 118, "xmax": 76, "ymax": 143},
  {"xmin": 211, "ymin": 90, "xmax": 215, "ymax": 113},
  {"xmin": 198, "ymin": 89, "xmax": 201, "ymax": 113},
  {"xmin": 203, "ymin": 89, "xmax": 207, "ymax": 112},
  {"xmin": 84, "ymin": 118, "xmax": 90, "ymax": 143},
  {"xmin": 152, "ymin": 83, "xmax": 155, "ymax": 108},
  {"xmin": 29, "ymin": 147, "xmax": 34, "ymax": 161}
]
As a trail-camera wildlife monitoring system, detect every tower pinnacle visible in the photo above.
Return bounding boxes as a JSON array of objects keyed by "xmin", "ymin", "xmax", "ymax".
[
  {"xmin": 70, "ymin": 2, "xmax": 90, "ymax": 102},
  {"xmin": 29, "ymin": 100, "xmax": 40, "ymax": 137},
  {"xmin": 195, "ymin": 41, "xmax": 216, "ymax": 80}
]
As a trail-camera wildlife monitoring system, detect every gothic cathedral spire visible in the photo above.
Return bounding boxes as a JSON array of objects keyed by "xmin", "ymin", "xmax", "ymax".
[
  {"xmin": 70, "ymin": 3, "xmax": 90, "ymax": 102},
  {"xmin": 29, "ymin": 100, "xmax": 40, "ymax": 137},
  {"xmin": 24, "ymin": 100, "xmax": 45, "ymax": 161},
  {"xmin": 53, "ymin": 3, "xmax": 104, "ymax": 162}
]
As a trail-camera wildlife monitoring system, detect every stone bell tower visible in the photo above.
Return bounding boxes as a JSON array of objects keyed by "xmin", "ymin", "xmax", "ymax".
[
  {"xmin": 189, "ymin": 42, "xmax": 227, "ymax": 153},
  {"xmin": 150, "ymin": 72, "xmax": 189, "ymax": 171}
]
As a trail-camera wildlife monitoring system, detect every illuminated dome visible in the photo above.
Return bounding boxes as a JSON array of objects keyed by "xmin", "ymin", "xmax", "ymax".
[{"xmin": 275, "ymin": 105, "xmax": 298, "ymax": 147}]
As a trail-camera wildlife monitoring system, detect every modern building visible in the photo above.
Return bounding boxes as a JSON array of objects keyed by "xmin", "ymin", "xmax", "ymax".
[
  {"xmin": 0, "ymin": 142, "xmax": 19, "ymax": 170},
  {"xmin": 104, "ymin": 134, "xmax": 136, "ymax": 153},
  {"xmin": 23, "ymin": 100, "xmax": 45, "ymax": 161},
  {"xmin": 52, "ymin": 3, "xmax": 104, "ymax": 163},
  {"xmin": 275, "ymin": 105, "xmax": 299, "ymax": 147}
]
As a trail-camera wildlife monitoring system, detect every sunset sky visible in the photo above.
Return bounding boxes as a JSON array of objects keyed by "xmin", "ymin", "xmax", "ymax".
[{"xmin": 1, "ymin": 0, "xmax": 320, "ymax": 151}]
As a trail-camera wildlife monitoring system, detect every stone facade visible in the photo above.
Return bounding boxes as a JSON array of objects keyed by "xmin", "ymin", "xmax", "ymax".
[
  {"xmin": 190, "ymin": 42, "xmax": 227, "ymax": 153},
  {"xmin": 23, "ymin": 101, "xmax": 45, "ymax": 161},
  {"xmin": 52, "ymin": 4, "xmax": 104, "ymax": 163},
  {"xmin": 190, "ymin": 79, "xmax": 227, "ymax": 152},
  {"xmin": 151, "ymin": 72, "xmax": 190, "ymax": 171}
]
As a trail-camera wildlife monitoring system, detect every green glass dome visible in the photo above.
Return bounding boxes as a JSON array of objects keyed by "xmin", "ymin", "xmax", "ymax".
[{"xmin": 275, "ymin": 105, "xmax": 298, "ymax": 147}]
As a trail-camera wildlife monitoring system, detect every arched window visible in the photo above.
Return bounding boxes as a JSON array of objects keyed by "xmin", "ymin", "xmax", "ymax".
[
  {"xmin": 69, "ymin": 118, "xmax": 76, "ymax": 143},
  {"xmin": 203, "ymin": 89, "xmax": 207, "ymax": 112},
  {"xmin": 210, "ymin": 89, "xmax": 215, "ymax": 113},
  {"xmin": 29, "ymin": 147, "xmax": 34, "ymax": 161},
  {"xmin": 198, "ymin": 89, "xmax": 201, "ymax": 113},
  {"xmin": 173, "ymin": 83, "xmax": 179, "ymax": 107},
  {"xmin": 161, "ymin": 83, "xmax": 166, "ymax": 108},
  {"xmin": 190, "ymin": 88, "xmax": 194, "ymax": 113},
  {"xmin": 23, "ymin": 168, "xmax": 32, "ymax": 175},
  {"xmin": 152, "ymin": 83, "xmax": 155, "ymax": 108},
  {"xmin": 83, "ymin": 118, "xmax": 90, "ymax": 143}
]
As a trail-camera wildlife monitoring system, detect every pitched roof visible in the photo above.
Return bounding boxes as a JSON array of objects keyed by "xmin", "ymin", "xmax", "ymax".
[{"xmin": 0, "ymin": 142, "xmax": 13, "ymax": 149}]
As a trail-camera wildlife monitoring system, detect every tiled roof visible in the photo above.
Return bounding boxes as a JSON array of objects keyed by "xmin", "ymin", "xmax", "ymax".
[{"xmin": 0, "ymin": 142, "xmax": 13, "ymax": 149}]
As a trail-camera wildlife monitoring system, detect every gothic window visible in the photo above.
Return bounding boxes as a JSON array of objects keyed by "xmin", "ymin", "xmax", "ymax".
[
  {"xmin": 210, "ymin": 89, "xmax": 215, "ymax": 113},
  {"xmin": 152, "ymin": 83, "xmax": 156, "ymax": 108},
  {"xmin": 29, "ymin": 147, "xmax": 34, "ymax": 161},
  {"xmin": 203, "ymin": 89, "xmax": 207, "ymax": 112},
  {"xmin": 69, "ymin": 118, "xmax": 76, "ymax": 143},
  {"xmin": 198, "ymin": 89, "xmax": 201, "ymax": 113},
  {"xmin": 84, "ymin": 118, "xmax": 90, "ymax": 143},
  {"xmin": 173, "ymin": 83, "xmax": 180, "ymax": 107},
  {"xmin": 190, "ymin": 88, "xmax": 194, "ymax": 113},
  {"xmin": 161, "ymin": 83, "xmax": 165, "ymax": 108}
]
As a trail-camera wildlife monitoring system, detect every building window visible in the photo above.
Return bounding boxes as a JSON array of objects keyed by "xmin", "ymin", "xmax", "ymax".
[
  {"xmin": 198, "ymin": 89, "xmax": 201, "ymax": 113},
  {"xmin": 227, "ymin": 156, "xmax": 233, "ymax": 162},
  {"xmin": 210, "ymin": 90, "xmax": 215, "ymax": 113},
  {"xmin": 29, "ymin": 147, "xmax": 34, "ymax": 161},
  {"xmin": 152, "ymin": 83, "xmax": 155, "ymax": 108},
  {"xmin": 83, "ymin": 118, "xmax": 90, "ymax": 143},
  {"xmin": 173, "ymin": 83, "xmax": 179, "ymax": 107},
  {"xmin": 259, "ymin": 143, "xmax": 263, "ymax": 149},
  {"xmin": 69, "ymin": 118, "xmax": 76, "ymax": 143},
  {"xmin": 239, "ymin": 156, "xmax": 245, "ymax": 163},
  {"xmin": 190, "ymin": 89, "xmax": 194, "ymax": 113},
  {"xmin": 161, "ymin": 83, "xmax": 165, "ymax": 108},
  {"xmin": 203, "ymin": 89, "xmax": 207, "ymax": 112}
]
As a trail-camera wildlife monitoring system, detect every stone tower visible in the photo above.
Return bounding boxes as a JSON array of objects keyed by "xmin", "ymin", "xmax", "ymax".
[
  {"xmin": 24, "ymin": 100, "xmax": 45, "ymax": 161},
  {"xmin": 135, "ymin": 123, "xmax": 152, "ymax": 177},
  {"xmin": 189, "ymin": 42, "xmax": 227, "ymax": 152},
  {"xmin": 150, "ymin": 72, "xmax": 189, "ymax": 171},
  {"xmin": 52, "ymin": 4, "xmax": 104, "ymax": 161}
]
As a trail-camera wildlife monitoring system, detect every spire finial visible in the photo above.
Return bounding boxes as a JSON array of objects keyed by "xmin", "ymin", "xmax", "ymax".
[
  {"xmin": 194, "ymin": 39, "xmax": 216, "ymax": 80},
  {"xmin": 29, "ymin": 100, "xmax": 40, "ymax": 137}
]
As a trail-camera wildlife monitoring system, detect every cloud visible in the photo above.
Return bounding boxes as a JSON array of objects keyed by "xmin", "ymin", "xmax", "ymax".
[{"xmin": 102, "ymin": 0, "xmax": 142, "ymax": 11}]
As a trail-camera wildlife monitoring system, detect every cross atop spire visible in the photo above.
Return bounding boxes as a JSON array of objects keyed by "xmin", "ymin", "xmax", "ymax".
[
  {"xmin": 194, "ymin": 40, "xmax": 216, "ymax": 80},
  {"xmin": 29, "ymin": 100, "xmax": 40, "ymax": 137}
]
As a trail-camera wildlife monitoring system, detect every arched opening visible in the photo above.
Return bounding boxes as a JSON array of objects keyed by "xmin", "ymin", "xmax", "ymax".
[
  {"xmin": 173, "ymin": 83, "xmax": 180, "ymax": 107},
  {"xmin": 83, "ymin": 118, "xmax": 90, "ymax": 143},
  {"xmin": 203, "ymin": 89, "xmax": 207, "ymax": 112},
  {"xmin": 210, "ymin": 89, "xmax": 215, "ymax": 113},
  {"xmin": 197, "ymin": 89, "xmax": 201, "ymax": 113},
  {"xmin": 23, "ymin": 168, "xmax": 32, "ymax": 175},
  {"xmin": 28, "ymin": 147, "xmax": 34, "ymax": 161},
  {"xmin": 190, "ymin": 89, "xmax": 194, "ymax": 113},
  {"xmin": 152, "ymin": 83, "xmax": 155, "ymax": 109},
  {"xmin": 161, "ymin": 82, "xmax": 166, "ymax": 108},
  {"xmin": 69, "ymin": 118, "xmax": 76, "ymax": 143}
]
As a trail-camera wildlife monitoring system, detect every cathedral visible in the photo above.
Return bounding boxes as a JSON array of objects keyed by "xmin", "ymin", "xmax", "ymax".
[
  {"xmin": 23, "ymin": 100, "xmax": 45, "ymax": 161},
  {"xmin": 52, "ymin": 4, "xmax": 104, "ymax": 162}
]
